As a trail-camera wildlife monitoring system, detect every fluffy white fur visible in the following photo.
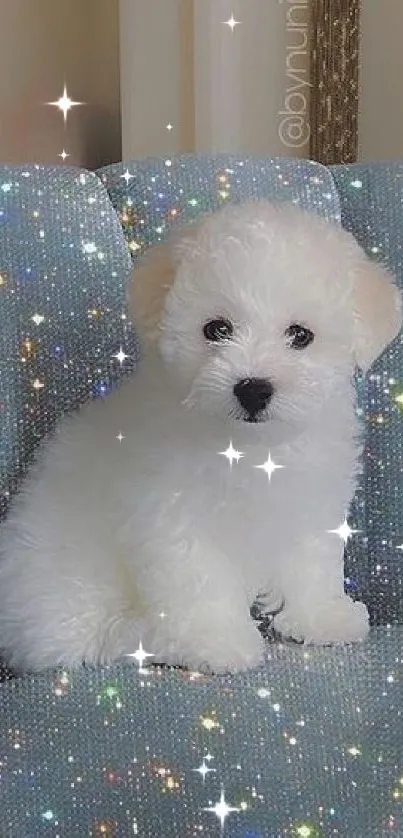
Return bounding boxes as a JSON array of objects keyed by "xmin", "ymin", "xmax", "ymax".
[{"xmin": 0, "ymin": 201, "xmax": 401, "ymax": 674}]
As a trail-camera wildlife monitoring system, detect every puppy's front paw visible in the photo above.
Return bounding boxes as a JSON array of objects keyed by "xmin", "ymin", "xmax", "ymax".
[
  {"xmin": 273, "ymin": 596, "xmax": 370, "ymax": 646},
  {"xmin": 154, "ymin": 623, "xmax": 266, "ymax": 675},
  {"xmin": 198, "ymin": 630, "xmax": 266, "ymax": 675}
]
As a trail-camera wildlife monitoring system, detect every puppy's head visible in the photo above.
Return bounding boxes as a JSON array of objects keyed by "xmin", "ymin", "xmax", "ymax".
[{"xmin": 128, "ymin": 201, "xmax": 402, "ymax": 429}]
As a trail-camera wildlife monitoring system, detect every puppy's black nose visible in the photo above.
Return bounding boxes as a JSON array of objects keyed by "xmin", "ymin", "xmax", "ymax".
[{"xmin": 233, "ymin": 377, "xmax": 274, "ymax": 418}]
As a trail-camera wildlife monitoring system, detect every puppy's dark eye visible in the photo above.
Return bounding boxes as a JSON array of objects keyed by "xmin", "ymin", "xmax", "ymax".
[
  {"xmin": 203, "ymin": 318, "xmax": 234, "ymax": 342},
  {"xmin": 285, "ymin": 323, "xmax": 314, "ymax": 349}
]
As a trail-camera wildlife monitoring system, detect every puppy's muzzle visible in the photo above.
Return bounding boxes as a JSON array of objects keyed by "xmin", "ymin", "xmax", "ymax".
[{"xmin": 233, "ymin": 377, "xmax": 274, "ymax": 422}]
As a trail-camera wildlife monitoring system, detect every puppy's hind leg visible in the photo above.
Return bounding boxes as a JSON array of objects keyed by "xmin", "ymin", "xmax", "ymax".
[{"xmin": 0, "ymin": 541, "xmax": 146, "ymax": 672}]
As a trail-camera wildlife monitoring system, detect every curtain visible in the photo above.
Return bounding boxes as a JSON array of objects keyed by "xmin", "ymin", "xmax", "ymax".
[
  {"xmin": 309, "ymin": 0, "xmax": 360, "ymax": 165},
  {"xmin": 119, "ymin": 0, "xmax": 311, "ymax": 160},
  {"xmin": 120, "ymin": 0, "xmax": 364, "ymax": 164}
]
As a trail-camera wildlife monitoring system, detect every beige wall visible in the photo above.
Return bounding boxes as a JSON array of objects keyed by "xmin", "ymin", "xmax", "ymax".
[
  {"xmin": 120, "ymin": 0, "xmax": 311, "ymax": 161},
  {"xmin": 0, "ymin": 0, "xmax": 121, "ymax": 169},
  {"xmin": 360, "ymin": 0, "xmax": 403, "ymax": 161}
]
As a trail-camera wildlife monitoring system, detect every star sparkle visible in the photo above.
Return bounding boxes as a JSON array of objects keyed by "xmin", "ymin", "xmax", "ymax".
[
  {"xmin": 125, "ymin": 640, "xmax": 154, "ymax": 671},
  {"xmin": 203, "ymin": 788, "xmax": 240, "ymax": 831},
  {"xmin": 328, "ymin": 517, "xmax": 360, "ymax": 544},
  {"xmin": 219, "ymin": 440, "xmax": 244, "ymax": 466},
  {"xmin": 32, "ymin": 378, "xmax": 45, "ymax": 391},
  {"xmin": 47, "ymin": 84, "xmax": 83, "ymax": 123},
  {"xmin": 192, "ymin": 758, "xmax": 216, "ymax": 782},
  {"xmin": 58, "ymin": 149, "xmax": 70, "ymax": 162},
  {"xmin": 121, "ymin": 169, "xmax": 134, "ymax": 186},
  {"xmin": 113, "ymin": 346, "xmax": 130, "ymax": 365},
  {"xmin": 224, "ymin": 15, "xmax": 241, "ymax": 30},
  {"xmin": 254, "ymin": 451, "xmax": 284, "ymax": 482}
]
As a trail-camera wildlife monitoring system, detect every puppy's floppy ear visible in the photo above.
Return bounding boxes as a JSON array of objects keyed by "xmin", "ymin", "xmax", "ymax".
[
  {"xmin": 127, "ymin": 218, "xmax": 204, "ymax": 348},
  {"xmin": 352, "ymin": 255, "xmax": 402, "ymax": 372}
]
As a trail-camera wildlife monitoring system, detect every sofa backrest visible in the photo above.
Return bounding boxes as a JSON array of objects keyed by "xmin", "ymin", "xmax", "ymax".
[{"xmin": 97, "ymin": 154, "xmax": 341, "ymax": 256}]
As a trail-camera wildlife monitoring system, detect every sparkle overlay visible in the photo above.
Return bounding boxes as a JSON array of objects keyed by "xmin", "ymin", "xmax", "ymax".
[
  {"xmin": 224, "ymin": 15, "xmax": 241, "ymax": 31},
  {"xmin": 328, "ymin": 517, "xmax": 360, "ymax": 545},
  {"xmin": 47, "ymin": 84, "xmax": 83, "ymax": 123},
  {"xmin": 219, "ymin": 440, "xmax": 244, "ymax": 467},
  {"xmin": 0, "ymin": 157, "xmax": 403, "ymax": 835},
  {"xmin": 254, "ymin": 451, "xmax": 285, "ymax": 482},
  {"xmin": 125, "ymin": 641, "xmax": 155, "ymax": 673},
  {"xmin": 203, "ymin": 787, "xmax": 241, "ymax": 831}
]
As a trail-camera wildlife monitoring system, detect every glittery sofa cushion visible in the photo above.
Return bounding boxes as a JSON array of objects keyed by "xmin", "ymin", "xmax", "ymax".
[
  {"xmin": 1, "ymin": 628, "xmax": 402, "ymax": 836},
  {"xmin": 331, "ymin": 162, "xmax": 403, "ymax": 625},
  {"xmin": 98, "ymin": 154, "xmax": 403, "ymax": 625},
  {"xmin": 0, "ymin": 164, "xmax": 137, "ymax": 523}
]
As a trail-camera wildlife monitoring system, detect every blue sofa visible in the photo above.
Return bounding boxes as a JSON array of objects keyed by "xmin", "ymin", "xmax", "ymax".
[{"xmin": 0, "ymin": 155, "xmax": 402, "ymax": 837}]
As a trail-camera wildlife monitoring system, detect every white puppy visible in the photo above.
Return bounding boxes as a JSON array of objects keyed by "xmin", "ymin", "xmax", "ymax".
[{"xmin": 0, "ymin": 201, "xmax": 401, "ymax": 674}]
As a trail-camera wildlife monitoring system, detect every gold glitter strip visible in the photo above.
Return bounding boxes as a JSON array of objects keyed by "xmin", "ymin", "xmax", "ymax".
[{"xmin": 309, "ymin": 0, "xmax": 360, "ymax": 164}]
